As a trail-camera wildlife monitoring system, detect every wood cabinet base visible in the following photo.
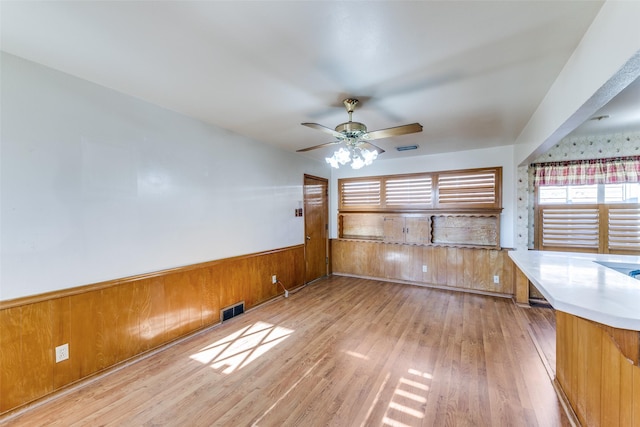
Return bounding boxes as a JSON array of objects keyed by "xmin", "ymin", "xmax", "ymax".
[
  {"xmin": 556, "ymin": 311, "xmax": 640, "ymax": 426},
  {"xmin": 331, "ymin": 239, "xmax": 514, "ymax": 296}
]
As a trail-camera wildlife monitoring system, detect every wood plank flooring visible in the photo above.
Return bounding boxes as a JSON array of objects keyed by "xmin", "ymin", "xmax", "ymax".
[
  {"xmin": 521, "ymin": 301, "xmax": 558, "ymax": 377},
  {"xmin": 3, "ymin": 276, "xmax": 568, "ymax": 426}
]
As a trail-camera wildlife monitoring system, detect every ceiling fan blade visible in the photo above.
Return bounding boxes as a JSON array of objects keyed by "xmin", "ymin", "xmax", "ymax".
[
  {"xmin": 360, "ymin": 142, "xmax": 385, "ymax": 154},
  {"xmin": 301, "ymin": 122, "xmax": 344, "ymax": 139},
  {"xmin": 296, "ymin": 141, "xmax": 342, "ymax": 152},
  {"xmin": 365, "ymin": 123, "xmax": 423, "ymax": 141}
]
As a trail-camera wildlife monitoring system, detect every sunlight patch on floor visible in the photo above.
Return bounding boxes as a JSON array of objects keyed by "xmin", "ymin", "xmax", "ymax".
[
  {"xmin": 344, "ymin": 350, "xmax": 370, "ymax": 360},
  {"xmin": 190, "ymin": 321, "xmax": 293, "ymax": 374},
  {"xmin": 382, "ymin": 368, "xmax": 432, "ymax": 427}
]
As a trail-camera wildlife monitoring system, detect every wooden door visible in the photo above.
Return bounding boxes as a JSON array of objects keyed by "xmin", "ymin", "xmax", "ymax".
[{"xmin": 304, "ymin": 175, "xmax": 328, "ymax": 283}]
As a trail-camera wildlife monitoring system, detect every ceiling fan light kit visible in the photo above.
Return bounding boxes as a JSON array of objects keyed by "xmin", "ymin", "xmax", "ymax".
[
  {"xmin": 326, "ymin": 145, "xmax": 379, "ymax": 170},
  {"xmin": 298, "ymin": 98, "xmax": 423, "ymax": 169}
]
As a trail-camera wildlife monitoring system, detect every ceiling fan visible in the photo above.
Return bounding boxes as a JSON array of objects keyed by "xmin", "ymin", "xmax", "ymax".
[{"xmin": 297, "ymin": 98, "xmax": 423, "ymax": 168}]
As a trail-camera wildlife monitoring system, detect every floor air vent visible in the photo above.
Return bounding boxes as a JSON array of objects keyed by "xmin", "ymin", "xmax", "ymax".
[{"xmin": 221, "ymin": 301, "xmax": 245, "ymax": 322}]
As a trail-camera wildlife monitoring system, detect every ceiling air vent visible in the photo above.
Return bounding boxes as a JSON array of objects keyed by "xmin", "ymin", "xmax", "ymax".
[{"xmin": 396, "ymin": 145, "xmax": 418, "ymax": 152}]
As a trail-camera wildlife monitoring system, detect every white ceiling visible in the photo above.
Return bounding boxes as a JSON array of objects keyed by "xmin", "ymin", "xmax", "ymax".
[{"xmin": 4, "ymin": 0, "xmax": 634, "ymax": 163}]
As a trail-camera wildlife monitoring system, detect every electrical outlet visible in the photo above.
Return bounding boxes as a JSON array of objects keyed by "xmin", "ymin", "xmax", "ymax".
[
  {"xmin": 55, "ymin": 343, "xmax": 69, "ymax": 363},
  {"xmin": 493, "ymin": 275, "xmax": 500, "ymax": 284},
  {"xmin": 422, "ymin": 265, "xmax": 428, "ymax": 273},
  {"xmin": 272, "ymin": 275, "xmax": 277, "ymax": 284}
]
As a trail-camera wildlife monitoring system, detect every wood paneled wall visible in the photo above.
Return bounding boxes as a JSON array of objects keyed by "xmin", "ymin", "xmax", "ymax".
[
  {"xmin": 0, "ymin": 245, "xmax": 304, "ymax": 415},
  {"xmin": 331, "ymin": 239, "xmax": 514, "ymax": 296},
  {"xmin": 556, "ymin": 311, "xmax": 640, "ymax": 427}
]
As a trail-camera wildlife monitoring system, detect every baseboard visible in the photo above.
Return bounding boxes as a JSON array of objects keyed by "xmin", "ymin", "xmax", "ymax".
[{"xmin": 331, "ymin": 272, "xmax": 513, "ymax": 299}]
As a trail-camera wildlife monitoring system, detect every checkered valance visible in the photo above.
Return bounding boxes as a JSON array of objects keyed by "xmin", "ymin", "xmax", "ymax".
[{"xmin": 532, "ymin": 156, "xmax": 640, "ymax": 186}]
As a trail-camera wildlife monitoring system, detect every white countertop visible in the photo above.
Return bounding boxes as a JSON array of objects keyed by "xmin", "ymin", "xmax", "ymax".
[{"xmin": 509, "ymin": 250, "xmax": 640, "ymax": 330}]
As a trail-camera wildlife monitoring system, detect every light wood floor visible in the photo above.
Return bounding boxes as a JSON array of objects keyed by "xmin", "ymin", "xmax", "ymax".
[
  {"xmin": 4, "ymin": 276, "xmax": 568, "ymax": 426},
  {"xmin": 521, "ymin": 301, "xmax": 558, "ymax": 377}
]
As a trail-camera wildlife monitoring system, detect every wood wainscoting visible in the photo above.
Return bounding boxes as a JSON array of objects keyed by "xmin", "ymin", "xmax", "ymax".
[
  {"xmin": 0, "ymin": 245, "xmax": 304, "ymax": 415},
  {"xmin": 331, "ymin": 239, "xmax": 514, "ymax": 296}
]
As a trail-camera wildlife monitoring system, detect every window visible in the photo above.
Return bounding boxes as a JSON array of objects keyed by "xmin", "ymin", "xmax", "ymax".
[
  {"xmin": 437, "ymin": 169, "xmax": 498, "ymax": 207},
  {"xmin": 609, "ymin": 206, "xmax": 640, "ymax": 251},
  {"xmin": 533, "ymin": 157, "xmax": 640, "ymax": 255},
  {"xmin": 538, "ymin": 183, "xmax": 640, "ymax": 204},
  {"xmin": 538, "ymin": 185, "xmax": 597, "ymax": 204},
  {"xmin": 605, "ymin": 183, "xmax": 640, "ymax": 203},
  {"xmin": 338, "ymin": 167, "xmax": 503, "ymax": 249},
  {"xmin": 385, "ymin": 176, "xmax": 432, "ymax": 207},
  {"xmin": 338, "ymin": 167, "xmax": 501, "ymax": 211},
  {"xmin": 339, "ymin": 179, "xmax": 381, "ymax": 207},
  {"xmin": 537, "ymin": 205, "xmax": 600, "ymax": 251}
]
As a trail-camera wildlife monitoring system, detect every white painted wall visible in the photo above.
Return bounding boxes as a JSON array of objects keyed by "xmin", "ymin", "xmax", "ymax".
[
  {"xmin": 328, "ymin": 145, "xmax": 516, "ymax": 249},
  {"xmin": 0, "ymin": 53, "xmax": 328, "ymax": 300}
]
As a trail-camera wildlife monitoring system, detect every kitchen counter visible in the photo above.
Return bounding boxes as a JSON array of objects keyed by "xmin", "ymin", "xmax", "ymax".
[
  {"xmin": 509, "ymin": 250, "xmax": 640, "ymax": 330},
  {"xmin": 509, "ymin": 250, "xmax": 640, "ymax": 426}
]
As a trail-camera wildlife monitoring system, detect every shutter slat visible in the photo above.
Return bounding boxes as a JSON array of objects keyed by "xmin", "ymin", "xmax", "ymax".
[
  {"xmin": 541, "ymin": 207, "xmax": 599, "ymax": 249},
  {"xmin": 385, "ymin": 176, "xmax": 432, "ymax": 207},
  {"xmin": 608, "ymin": 207, "xmax": 640, "ymax": 250},
  {"xmin": 339, "ymin": 179, "xmax": 381, "ymax": 208},
  {"xmin": 339, "ymin": 168, "xmax": 500, "ymax": 210},
  {"xmin": 437, "ymin": 170, "xmax": 498, "ymax": 207}
]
